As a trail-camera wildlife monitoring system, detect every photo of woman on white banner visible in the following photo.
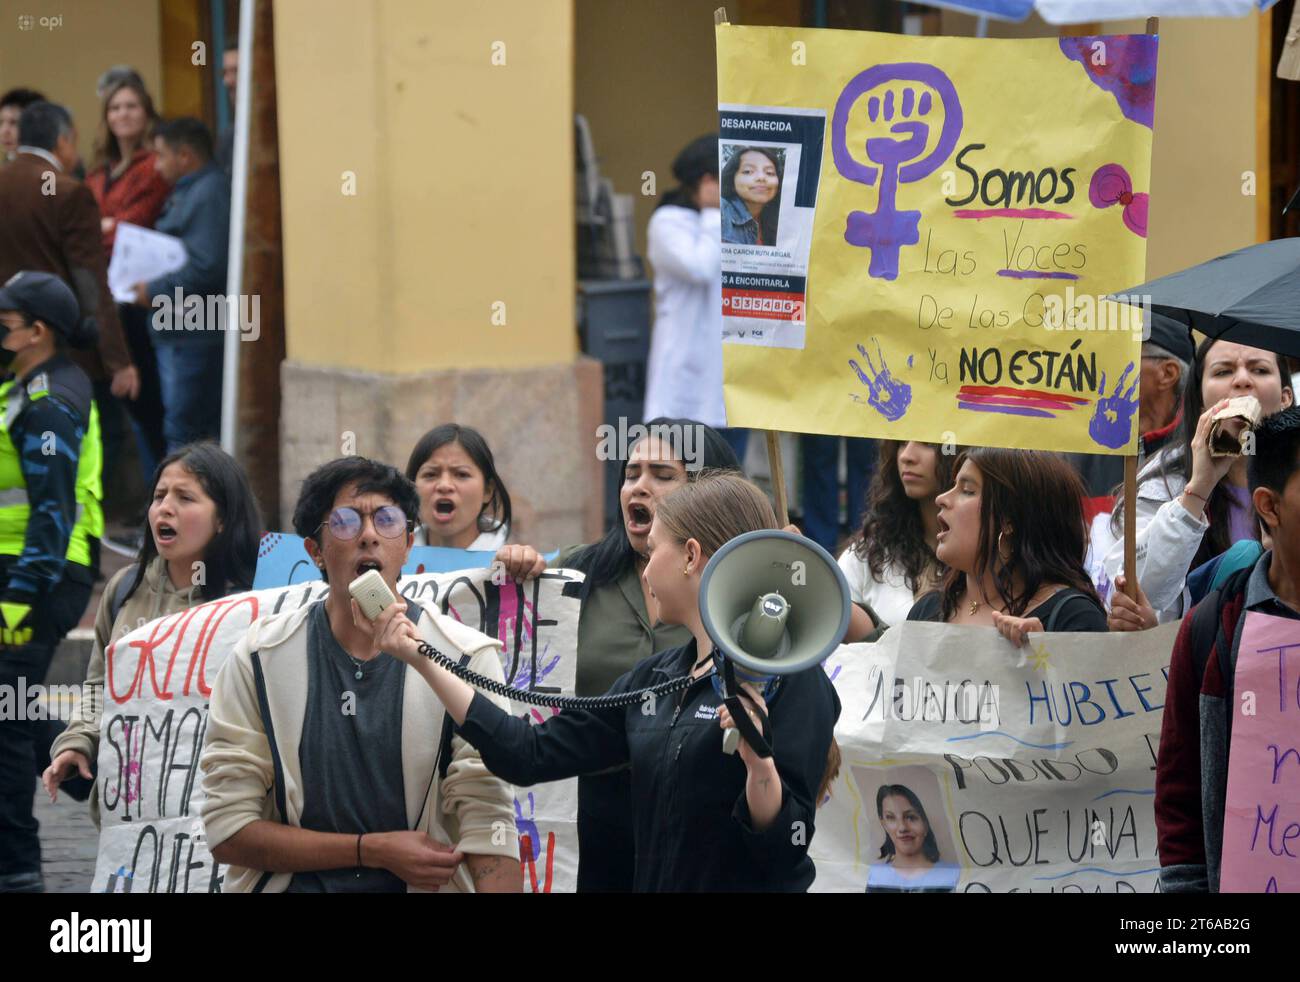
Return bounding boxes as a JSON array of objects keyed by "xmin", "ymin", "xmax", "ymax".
[{"xmin": 857, "ymin": 767, "xmax": 961, "ymax": 893}]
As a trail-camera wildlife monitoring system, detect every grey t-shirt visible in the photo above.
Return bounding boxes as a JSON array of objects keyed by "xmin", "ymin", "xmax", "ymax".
[{"xmin": 286, "ymin": 600, "xmax": 415, "ymax": 893}]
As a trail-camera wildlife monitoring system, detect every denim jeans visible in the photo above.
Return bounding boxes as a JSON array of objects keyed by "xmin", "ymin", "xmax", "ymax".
[
  {"xmin": 717, "ymin": 427, "xmax": 749, "ymax": 468},
  {"xmin": 155, "ymin": 342, "xmax": 224, "ymax": 452},
  {"xmin": 0, "ymin": 576, "xmax": 91, "ymax": 883},
  {"xmin": 799, "ymin": 435, "xmax": 877, "ymax": 554},
  {"xmin": 118, "ymin": 302, "xmax": 166, "ymax": 480}
]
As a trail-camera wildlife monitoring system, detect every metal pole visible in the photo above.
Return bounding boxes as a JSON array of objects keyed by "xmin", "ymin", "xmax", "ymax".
[{"xmin": 220, "ymin": 0, "xmax": 255, "ymax": 452}]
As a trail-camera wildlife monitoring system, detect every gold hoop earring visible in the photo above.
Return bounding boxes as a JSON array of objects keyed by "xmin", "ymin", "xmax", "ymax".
[{"xmin": 997, "ymin": 531, "xmax": 1011, "ymax": 560}]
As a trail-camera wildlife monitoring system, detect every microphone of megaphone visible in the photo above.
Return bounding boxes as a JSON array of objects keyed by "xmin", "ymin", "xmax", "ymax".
[{"xmin": 698, "ymin": 529, "xmax": 850, "ymax": 754}]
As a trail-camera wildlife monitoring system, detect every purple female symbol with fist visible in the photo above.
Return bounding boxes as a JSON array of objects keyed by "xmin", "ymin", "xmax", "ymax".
[{"xmin": 831, "ymin": 63, "xmax": 963, "ymax": 281}]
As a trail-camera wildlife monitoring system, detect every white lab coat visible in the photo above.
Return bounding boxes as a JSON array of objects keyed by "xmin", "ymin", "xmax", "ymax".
[{"xmin": 643, "ymin": 205, "xmax": 727, "ymax": 428}]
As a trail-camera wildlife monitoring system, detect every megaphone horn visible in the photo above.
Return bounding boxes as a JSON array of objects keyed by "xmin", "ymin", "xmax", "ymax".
[{"xmin": 700, "ymin": 529, "xmax": 851, "ymax": 679}]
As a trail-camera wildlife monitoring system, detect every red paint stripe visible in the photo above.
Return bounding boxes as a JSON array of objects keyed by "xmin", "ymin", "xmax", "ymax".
[
  {"xmin": 953, "ymin": 208, "xmax": 1074, "ymax": 220},
  {"xmin": 544, "ymin": 831, "xmax": 556, "ymax": 894},
  {"xmin": 958, "ymin": 393, "xmax": 1080, "ymax": 412},
  {"xmin": 958, "ymin": 385, "xmax": 1091, "ymax": 405},
  {"xmin": 521, "ymin": 834, "xmax": 538, "ymax": 892}
]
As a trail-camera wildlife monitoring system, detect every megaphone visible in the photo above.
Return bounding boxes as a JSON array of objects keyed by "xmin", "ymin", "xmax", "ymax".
[{"xmin": 698, "ymin": 529, "xmax": 851, "ymax": 755}]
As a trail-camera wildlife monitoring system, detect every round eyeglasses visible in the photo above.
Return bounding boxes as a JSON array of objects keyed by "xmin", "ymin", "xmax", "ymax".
[{"xmin": 318, "ymin": 505, "xmax": 410, "ymax": 541}]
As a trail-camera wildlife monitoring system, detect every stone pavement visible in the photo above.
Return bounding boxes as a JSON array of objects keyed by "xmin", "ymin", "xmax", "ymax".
[{"xmin": 35, "ymin": 778, "xmax": 98, "ymax": 893}]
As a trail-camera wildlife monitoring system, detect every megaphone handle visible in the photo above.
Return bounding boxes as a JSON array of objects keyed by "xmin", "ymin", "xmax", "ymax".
[
  {"xmin": 722, "ymin": 660, "xmax": 774, "ymax": 759},
  {"xmin": 724, "ymin": 694, "xmax": 773, "ymax": 759}
]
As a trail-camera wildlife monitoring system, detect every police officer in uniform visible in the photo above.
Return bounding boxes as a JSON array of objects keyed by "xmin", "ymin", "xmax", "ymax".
[{"xmin": 0, "ymin": 271, "xmax": 102, "ymax": 892}]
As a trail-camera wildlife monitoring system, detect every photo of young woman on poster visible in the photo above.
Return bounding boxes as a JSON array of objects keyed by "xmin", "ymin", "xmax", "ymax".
[{"xmin": 721, "ymin": 144, "xmax": 784, "ymax": 247}]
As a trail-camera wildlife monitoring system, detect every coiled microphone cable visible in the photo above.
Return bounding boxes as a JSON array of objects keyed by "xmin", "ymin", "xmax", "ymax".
[{"xmin": 416, "ymin": 640, "xmax": 695, "ymax": 710}]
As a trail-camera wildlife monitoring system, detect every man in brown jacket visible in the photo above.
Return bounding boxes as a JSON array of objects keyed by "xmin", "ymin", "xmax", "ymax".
[{"xmin": 0, "ymin": 101, "xmax": 138, "ymax": 400}]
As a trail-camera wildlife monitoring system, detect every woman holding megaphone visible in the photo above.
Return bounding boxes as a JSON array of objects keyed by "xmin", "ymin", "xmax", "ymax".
[{"xmin": 358, "ymin": 471, "xmax": 841, "ymax": 892}]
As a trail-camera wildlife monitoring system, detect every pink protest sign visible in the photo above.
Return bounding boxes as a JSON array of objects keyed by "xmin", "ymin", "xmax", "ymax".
[{"xmin": 1221, "ymin": 611, "xmax": 1300, "ymax": 892}]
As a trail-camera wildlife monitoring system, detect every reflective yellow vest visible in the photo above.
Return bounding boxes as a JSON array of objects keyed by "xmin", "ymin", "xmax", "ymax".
[{"xmin": 0, "ymin": 373, "xmax": 103, "ymax": 569}]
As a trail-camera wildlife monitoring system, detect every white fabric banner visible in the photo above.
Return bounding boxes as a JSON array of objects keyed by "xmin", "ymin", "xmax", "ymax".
[
  {"xmin": 810, "ymin": 620, "xmax": 1179, "ymax": 893},
  {"xmin": 91, "ymin": 568, "xmax": 582, "ymax": 893}
]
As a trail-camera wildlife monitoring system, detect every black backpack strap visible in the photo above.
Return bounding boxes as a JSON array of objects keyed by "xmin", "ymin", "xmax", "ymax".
[
  {"xmin": 1041, "ymin": 589, "xmax": 1093, "ymax": 633},
  {"xmin": 109, "ymin": 564, "xmax": 138, "ymax": 624},
  {"xmin": 1188, "ymin": 566, "xmax": 1253, "ymax": 699},
  {"xmin": 1215, "ymin": 566, "xmax": 1253, "ymax": 705}
]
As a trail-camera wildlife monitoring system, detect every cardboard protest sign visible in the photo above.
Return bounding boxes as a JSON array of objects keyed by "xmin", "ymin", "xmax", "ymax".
[
  {"xmin": 91, "ymin": 567, "xmax": 583, "ymax": 893},
  {"xmin": 252, "ymin": 531, "xmax": 497, "ymax": 588},
  {"xmin": 810, "ymin": 621, "xmax": 1178, "ymax": 892},
  {"xmin": 716, "ymin": 25, "xmax": 1155, "ymax": 454},
  {"xmin": 1221, "ymin": 612, "xmax": 1300, "ymax": 893}
]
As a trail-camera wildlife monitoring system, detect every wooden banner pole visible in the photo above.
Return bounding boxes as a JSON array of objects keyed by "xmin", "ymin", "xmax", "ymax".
[
  {"xmin": 1123, "ymin": 16, "xmax": 1159, "ymax": 602},
  {"xmin": 1123, "ymin": 456, "xmax": 1138, "ymax": 599},
  {"xmin": 1118, "ymin": 15, "xmax": 1159, "ymax": 603},
  {"xmin": 765, "ymin": 430, "xmax": 790, "ymax": 528}
]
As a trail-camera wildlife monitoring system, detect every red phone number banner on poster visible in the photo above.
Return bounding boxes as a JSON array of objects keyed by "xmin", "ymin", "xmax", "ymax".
[{"xmin": 722, "ymin": 288, "xmax": 805, "ymax": 321}]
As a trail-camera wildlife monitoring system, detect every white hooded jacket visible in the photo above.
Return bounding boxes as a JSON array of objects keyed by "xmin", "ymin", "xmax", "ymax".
[
  {"xmin": 1100, "ymin": 446, "xmax": 1209, "ymax": 622},
  {"xmin": 199, "ymin": 598, "xmax": 517, "ymax": 893}
]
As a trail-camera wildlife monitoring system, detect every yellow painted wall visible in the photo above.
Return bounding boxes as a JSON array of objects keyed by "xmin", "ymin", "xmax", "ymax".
[
  {"xmin": 1136, "ymin": 17, "xmax": 1263, "ymax": 279},
  {"xmin": 274, "ymin": 0, "xmax": 576, "ymax": 374},
  {"xmin": 0, "ymin": 0, "xmax": 162, "ymax": 166},
  {"xmin": 575, "ymin": 0, "xmax": 721, "ymax": 255},
  {"xmin": 574, "ymin": 0, "xmax": 804, "ymax": 257}
]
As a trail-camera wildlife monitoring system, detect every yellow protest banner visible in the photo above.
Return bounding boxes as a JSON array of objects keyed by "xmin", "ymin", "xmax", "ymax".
[{"xmin": 717, "ymin": 25, "xmax": 1156, "ymax": 454}]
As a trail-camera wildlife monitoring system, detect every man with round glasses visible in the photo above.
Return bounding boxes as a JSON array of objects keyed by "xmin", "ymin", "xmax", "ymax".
[{"xmin": 199, "ymin": 455, "xmax": 521, "ymax": 892}]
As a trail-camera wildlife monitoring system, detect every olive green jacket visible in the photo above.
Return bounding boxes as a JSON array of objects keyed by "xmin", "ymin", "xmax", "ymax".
[{"xmin": 556, "ymin": 544, "xmax": 690, "ymax": 697}]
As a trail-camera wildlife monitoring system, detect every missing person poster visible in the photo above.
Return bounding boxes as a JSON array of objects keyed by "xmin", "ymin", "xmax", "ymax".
[{"xmin": 720, "ymin": 105, "xmax": 826, "ymax": 349}]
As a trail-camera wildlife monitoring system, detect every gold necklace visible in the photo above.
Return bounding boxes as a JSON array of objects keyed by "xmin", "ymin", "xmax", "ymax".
[{"xmin": 968, "ymin": 586, "xmax": 1050, "ymax": 618}]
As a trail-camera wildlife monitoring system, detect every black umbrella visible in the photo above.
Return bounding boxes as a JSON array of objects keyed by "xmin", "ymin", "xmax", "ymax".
[{"xmin": 1107, "ymin": 237, "xmax": 1300, "ymax": 358}]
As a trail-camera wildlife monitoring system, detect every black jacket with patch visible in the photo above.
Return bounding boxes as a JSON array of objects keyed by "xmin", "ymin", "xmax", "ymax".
[{"xmin": 459, "ymin": 638, "xmax": 840, "ymax": 892}]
